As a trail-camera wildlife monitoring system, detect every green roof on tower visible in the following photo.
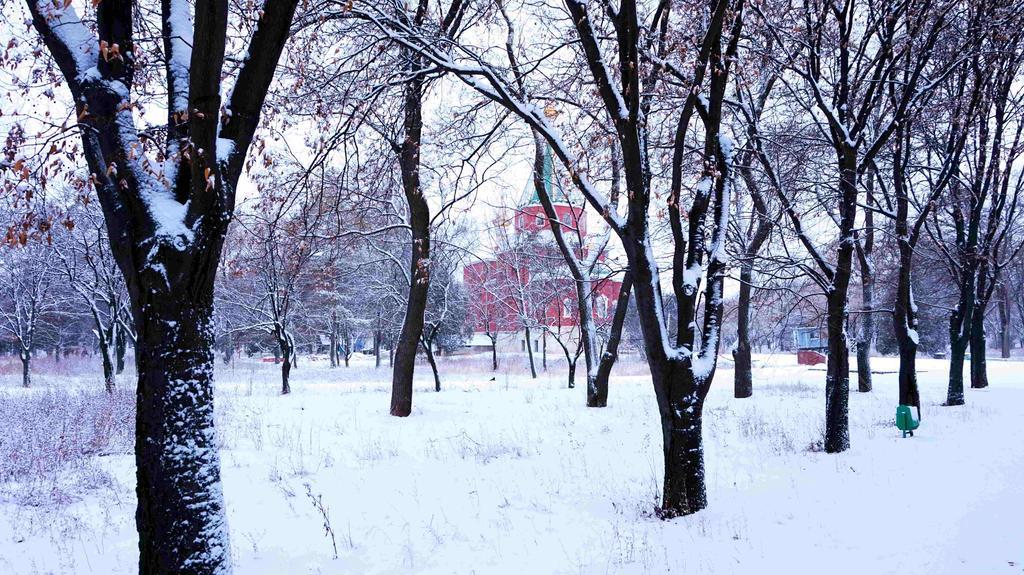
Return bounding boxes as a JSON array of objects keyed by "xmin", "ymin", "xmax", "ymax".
[{"xmin": 519, "ymin": 143, "xmax": 581, "ymax": 207}]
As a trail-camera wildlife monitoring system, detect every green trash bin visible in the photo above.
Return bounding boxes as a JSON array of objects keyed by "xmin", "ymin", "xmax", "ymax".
[{"xmin": 895, "ymin": 405, "xmax": 920, "ymax": 438}]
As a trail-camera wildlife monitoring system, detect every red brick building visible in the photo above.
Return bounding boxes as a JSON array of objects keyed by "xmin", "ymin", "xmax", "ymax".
[{"xmin": 463, "ymin": 147, "xmax": 622, "ymax": 353}]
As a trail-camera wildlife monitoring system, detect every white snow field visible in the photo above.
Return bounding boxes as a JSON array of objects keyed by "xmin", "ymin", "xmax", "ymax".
[{"xmin": 1, "ymin": 353, "xmax": 1022, "ymax": 574}]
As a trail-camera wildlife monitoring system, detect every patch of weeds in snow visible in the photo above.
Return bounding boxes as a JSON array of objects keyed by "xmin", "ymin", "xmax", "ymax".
[{"xmin": 0, "ymin": 388, "xmax": 133, "ymax": 506}]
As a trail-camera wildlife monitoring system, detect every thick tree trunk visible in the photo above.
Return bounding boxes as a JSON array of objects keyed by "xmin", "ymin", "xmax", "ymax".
[
  {"xmin": 948, "ymin": 340, "xmax": 967, "ymax": 405},
  {"xmin": 970, "ymin": 311, "xmax": 988, "ymax": 389},
  {"xmin": 897, "ymin": 338, "xmax": 921, "ymax": 408},
  {"xmin": 947, "ymin": 299, "xmax": 973, "ymax": 406},
  {"xmin": 733, "ymin": 261, "xmax": 754, "ymax": 399},
  {"xmin": 115, "ymin": 326, "xmax": 127, "ymax": 374},
  {"xmin": 489, "ymin": 334, "xmax": 498, "ymax": 371},
  {"xmin": 893, "ymin": 230, "xmax": 921, "ymax": 410},
  {"xmin": 591, "ymin": 272, "xmax": 633, "ymax": 407},
  {"xmin": 524, "ymin": 325, "xmax": 538, "ymax": 379},
  {"xmin": 278, "ymin": 330, "xmax": 292, "ymax": 395},
  {"xmin": 100, "ymin": 335, "xmax": 116, "ymax": 394},
  {"xmin": 20, "ymin": 351, "xmax": 31, "ymax": 388},
  {"xmin": 824, "ymin": 296, "xmax": 851, "ymax": 453},
  {"xmin": 567, "ymin": 358, "xmax": 576, "ymax": 389},
  {"xmin": 823, "ymin": 162, "xmax": 856, "ymax": 454},
  {"xmin": 134, "ymin": 299, "xmax": 231, "ymax": 574},
  {"xmin": 390, "ymin": 60, "xmax": 429, "ymax": 418},
  {"xmin": 999, "ymin": 289, "xmax": 1011, "ymax": 358},
  {"xmin": 392, "ymin": 259, "xmax": 429, "ymax": 417},
  {"xmin": 656, "ymin": 359, "xmax": 707, "ymax": 517}
]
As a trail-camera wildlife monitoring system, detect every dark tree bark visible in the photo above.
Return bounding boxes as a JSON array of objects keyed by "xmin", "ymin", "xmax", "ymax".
[
  {"xmin": 821, "ymin": 154, "xmax": 858, "ymax": 454},
  {"xmin": 388, "ymin": 0, "xmax": 466, "ymax": 416},
  {"xmin": 591, "ymin": 271, "xmax": 633, "ymax": 407},
  {"xmin": 732, "ymin": 149, "xmax": 771, "ymax": 399},
  {"xmin": 524, "ymin": 325, "xmax": 538, "ymax": 379},
  {"xmin": 375, "ymin": 0, "xmax": 742, "ymax": 517},
  {"xmin": 732, "ymin": 262, "xmax": 755, "ymax": 399},
  {"xmin": 99, "ymin": 330, "xmax": 116, "ymax": 393},
  {"xmin": 548, "ymin": 327, "xmax": 583, "ymax": 390},
  {"xmin": 966, "ymin": 261, "xmax": 991, "ymax": 386},
  {"xmin": 115, "ymin": 325, "xmax": 127, "ymax": 374},
  {"xmin": 134, "ymin": 298, "xmax": 230, "ymax": 574},
  {"xmin": 390, "ymin": 39, "xmax": 430, "ymax": 418},
  {"xmin": 945, "ymin": 204, "xmax": 980, "ymax": 406},
  {"xmin": 488, "ymin": 332, "xmax": 498, "ymax": 370},
  {"xmin": 374, "ymin": 311, "xmax": 382, "ymax": 368},
  {"xmin": 421, "ymin": 329, "xmax": 441, "ymax": 392},
  {"xmin": 342, "ymin": 328, "xmax": 352, "ymax": 367},
  {"xmin": 969, "ymin": 303, "xmax": 989, "ymax": 389},
  {"xmin": 26, "ymin": 0, "xmax": 299, "ymax": 571},
  {"xmin": 999, "ymin": 285, "xmax": 1011, "ymax": 358},
  {"xmin": 329, "ymin": 311, "xmax": 338, "ymax": 368},
  {"xmin": 892, "ymin": 122, "xmax": 925, "ymax": 412},
  {"xmin": 276, "ymin": 328, "xmax": 292, "ymax": 395}
]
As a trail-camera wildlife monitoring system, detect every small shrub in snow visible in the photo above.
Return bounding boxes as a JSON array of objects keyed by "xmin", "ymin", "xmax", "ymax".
[{"xmin": 0, "ymin": 388, "xmax": 133, "ymax": 504}]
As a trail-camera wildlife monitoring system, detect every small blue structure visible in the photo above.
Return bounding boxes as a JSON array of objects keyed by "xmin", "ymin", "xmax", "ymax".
[{"xmin": 793, "ymin": 326, "xmax": 826, "ymax": 351}]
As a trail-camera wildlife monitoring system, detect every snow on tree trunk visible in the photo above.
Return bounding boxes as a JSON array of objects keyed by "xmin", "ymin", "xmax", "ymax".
[
  {"xmin": 100, "ymin": 334, "xmax": 116, "ymax": 394},
  {"xmin": 822, "ymin": 161, "xmax": 857, "ymax": 454},
  {"xmin": 856, "ymin": 276, "xmax": 874, "ymax": 393},
  {"xmin": 134, "ymin": 300, "xmax": 231, "ymax": 573},
  {"xmin": 20, "ymin": 350, "xmax": 31, "ymax": 388},
  {"xmin": 655, "ymin": 360, "xmax": 708, "ymax": 517},
  {"xmin": 277, "ymin": 329, "xmax": 292, "ymax": 395}
]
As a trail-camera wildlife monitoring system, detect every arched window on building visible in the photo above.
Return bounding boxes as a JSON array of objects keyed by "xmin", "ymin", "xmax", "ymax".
[{"xmin": 535, "ymin": 213, "xmax": 544, "ymax": 227}]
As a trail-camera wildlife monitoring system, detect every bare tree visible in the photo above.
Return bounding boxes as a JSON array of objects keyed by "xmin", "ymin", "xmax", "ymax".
[
  {"xmin": 0, "ymin": 242, "xmax": 59, "ymax": 387},
  {"xmin": 355, "ymin": 0, "xmax": 747, "ymax": 515},
  {"xmin": 755, "ymin": 0, "xmax": 955, "ymax": 451},
  {"xmin": 20, "ymin": 0, "xmax": 300, "ymax": 569},
  {"xmin": 55, "ymin": 200, "xmax": 130, "ymax": 393},
  {"xmin": 927, "ymin": 7, "xmax": 1024, "ymax": 400}
]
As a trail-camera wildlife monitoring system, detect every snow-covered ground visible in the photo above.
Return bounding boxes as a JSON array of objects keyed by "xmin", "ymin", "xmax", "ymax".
[{"xmin": 1, "ymin": 352, "xmax": 1022, "ymax": 574}]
